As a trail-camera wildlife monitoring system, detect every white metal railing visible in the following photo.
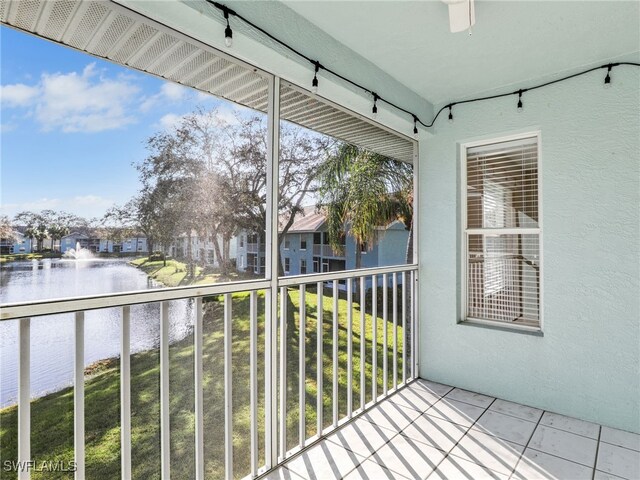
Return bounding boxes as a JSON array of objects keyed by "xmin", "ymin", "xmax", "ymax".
[
  {"xmin": 1, "ymin": 264, "xmax": 417, "ymax": 480},
  {"xmin": 312, "ymin": 244, "xmax": 344, "ymax": 257}
]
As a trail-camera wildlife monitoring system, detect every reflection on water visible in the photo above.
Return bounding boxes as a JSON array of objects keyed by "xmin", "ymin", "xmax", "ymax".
[{"xmin": 0, "ymin": 258, "xmax": 193, "ymax": 407}]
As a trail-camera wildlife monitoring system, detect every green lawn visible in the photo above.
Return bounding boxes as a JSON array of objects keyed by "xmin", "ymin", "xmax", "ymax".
[
  {"xmin": 0, "ymin": 287, "xmax": 407, "ymax": 479},
  {"xmin": 0, "ymin": 253, "xmax": 62, "ymax": 264},
  {"xmin": 129, "ymin": 257, "xmax": 253, "ymax": 287}
]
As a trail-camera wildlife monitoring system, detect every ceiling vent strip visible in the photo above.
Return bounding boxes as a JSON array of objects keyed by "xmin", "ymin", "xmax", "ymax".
[{"xmin": 1, "ymin": 0, "xmax": 413, "ymax": 163}]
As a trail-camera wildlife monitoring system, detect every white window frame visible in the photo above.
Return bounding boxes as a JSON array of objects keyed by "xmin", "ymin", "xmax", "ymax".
[{"xmin": 459, "ymin": 131, "xmax": 543, "ymax": 333}]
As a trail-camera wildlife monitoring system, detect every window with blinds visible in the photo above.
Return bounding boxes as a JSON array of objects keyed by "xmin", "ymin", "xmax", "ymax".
[{"xmin": 463, "ymin": 135, "xmax": 541, "ymax": 329}]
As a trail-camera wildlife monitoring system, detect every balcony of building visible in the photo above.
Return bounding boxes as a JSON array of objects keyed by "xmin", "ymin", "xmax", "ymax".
[{"xmin": 0, "ymin": 1, "xmax": 638, "ymax": 480}]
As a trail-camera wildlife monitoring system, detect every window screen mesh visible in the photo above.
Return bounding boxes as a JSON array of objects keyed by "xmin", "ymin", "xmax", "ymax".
[{"xmin": 1, "ymin": 0, "xmax": 414, "ymax": 164}]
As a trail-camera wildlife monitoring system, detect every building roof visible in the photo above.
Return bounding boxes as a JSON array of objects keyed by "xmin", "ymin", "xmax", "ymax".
[
  {"xmin": 280, "ymin": 206, "xmax": 408, "ymax": 234},
  {"xmin": 281, "ymin": 206, "xmax": 326, "ymax": 233}
]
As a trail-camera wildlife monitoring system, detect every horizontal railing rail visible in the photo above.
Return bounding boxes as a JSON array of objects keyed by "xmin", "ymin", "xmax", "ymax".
[
  {"xmin": 2, "ymin": 264, "xmax": 418, "ymax": 480},
  {"xmin": 278, "ymin": 264, "xmax": 416, "ymax": 286},
  {"xmin": 0, "ymin": 264, "xmax": 416, "ymax": 321},
  {"xmin": 0, "ymin": 279, "xmax": 271, "ymax": 321}
]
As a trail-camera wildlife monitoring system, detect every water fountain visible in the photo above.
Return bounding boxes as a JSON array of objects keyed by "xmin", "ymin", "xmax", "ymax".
[{"xmin": 63, "ymin": 241, "xmax": 95, "ymax": 260}]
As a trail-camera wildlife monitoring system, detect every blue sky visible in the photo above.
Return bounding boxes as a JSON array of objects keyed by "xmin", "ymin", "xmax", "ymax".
[{"xmin": 0, "ymin": 26, "xmax": 245, "ymax": 220}]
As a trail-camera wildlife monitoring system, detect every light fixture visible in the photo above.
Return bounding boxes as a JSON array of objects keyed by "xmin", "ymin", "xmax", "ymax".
[
  {"xmin": 448, "ymin": 105, "xmax": 454, "ymax": 123},
  {"xmin": 223, "ymin": 8, "xmax": 232, "ymax": 47},
  {"xmin": 372, "ymin": 93, "xmax": 378, "ymax": 118},
  {"xmin": 205, "ymin": 1, "xmax": 638, "ymax": 129},
  {"xmin": 604, "ymin": 64, "xmax": 612, "ymax": 88},
  {"xmin": 517, "ymin": 90, "xmax": 523, "ymax": 112},
  {"xmin": 312, "ymin": 62, "xmax": 320, "ymax": 93}
]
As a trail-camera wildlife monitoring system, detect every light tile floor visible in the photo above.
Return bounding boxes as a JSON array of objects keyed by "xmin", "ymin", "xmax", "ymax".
[{"xmin": 265, "ymin": 380, "xmax": 640, "ymax": 480}]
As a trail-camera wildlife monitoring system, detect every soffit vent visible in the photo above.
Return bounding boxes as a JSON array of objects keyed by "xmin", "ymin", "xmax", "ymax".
[{"xmin": 1, "ymin": 0, "xmax": 414, "ymax": 163}]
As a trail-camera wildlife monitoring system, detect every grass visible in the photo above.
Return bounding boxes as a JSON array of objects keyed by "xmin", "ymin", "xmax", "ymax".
[
  {"xmin": 0, "ymin": 253, "xmax": 62, "ymax": 263},
  {"xmin": 129, "ymin": 257, "xmax": 253, "ymax": 287},
  {"xmin": 0, "ymin": 286, "xmax": 407, "ymax": 479}
]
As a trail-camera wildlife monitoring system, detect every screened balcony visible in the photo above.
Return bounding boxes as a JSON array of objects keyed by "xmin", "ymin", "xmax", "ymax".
[{"xmin": 1, "ymin": 0, "xmax": 638, "ymax": 479}]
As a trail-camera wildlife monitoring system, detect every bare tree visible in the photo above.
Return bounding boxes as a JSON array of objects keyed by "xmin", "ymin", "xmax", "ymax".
[{"xmin": 0, "ymin": 215, "xmax": 17, "ymax": 242}]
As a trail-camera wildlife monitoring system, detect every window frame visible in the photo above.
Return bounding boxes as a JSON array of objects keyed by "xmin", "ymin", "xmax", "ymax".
[{"xmin": 459, "ymin": 131, "xmax": 543, "ymax": 333}]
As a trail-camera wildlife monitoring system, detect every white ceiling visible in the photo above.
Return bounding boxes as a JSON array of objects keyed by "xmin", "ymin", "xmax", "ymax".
[{"xmin": 283, "ymin": 1, "xmax": 640, "ymax": 105}]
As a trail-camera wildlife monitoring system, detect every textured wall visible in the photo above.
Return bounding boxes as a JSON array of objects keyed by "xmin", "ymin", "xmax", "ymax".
[{"xmin": 418, "ymin": 65, "xmax": 640, "ymax": 432}]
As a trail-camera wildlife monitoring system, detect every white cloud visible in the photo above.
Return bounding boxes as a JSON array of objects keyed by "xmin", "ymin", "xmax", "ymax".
[
  {"xmin": 158, "ymin": 113, "xmax": 182, "ymax": 131},
  {"xmin": 0, "ymin": 63, "xmax": 140, "ymax": 133},
  {"xmin": 0, "ymin": 83, "xmax": 39, "ymax": 107},
  {"xmin": 1, "ymin": 195, "xmax": 115, "ymax": 219},
  {"xmin": 157, "ymin": 106, "xmax": 242, "ymax": 132},
  {"xmin": 161, "ymin": 82, "xmax": 188, "ymax": 101},
  {"xmin": 140, "ymin": 82, "xmax": 192, "ymax": 112}
]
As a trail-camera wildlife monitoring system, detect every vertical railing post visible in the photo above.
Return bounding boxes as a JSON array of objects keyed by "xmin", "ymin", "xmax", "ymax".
[
  {"xmin": 382, "ymin": 273, "xmax": 388, "ymax": 396},
  {"xmin": 160, "ymin": 302, "xmax": 170, "ymax": 479},
  {"xmin": 346, "ymin": 278, "xmax": 353, "ymax": 418},
  {"xmin": 18, "ymin": 318, "xmax": 30, "ymax": 480},
  {"xmin": 392, "ymin": 273, "xmax": 398, "ymax": 390},
  {"xmin": 194, "ymin": 299, "xmax": 204, "ymax": 480},
  {"xmin": 74, "ymin": 311, "xmax": 85, "ymax": 480},
  {"xmin": 224, "ymin": 294, "xmax": 233, "ymax": 480},
  {"xmin": 120, "ymin": 306, "xmax": 131, "ymax": 478},
  {"xmin": 411, "ymin": 271, "xmax": 417, "ymax": 379},
  {"xmin": 359, "ymin": 276, "xmax": 366, "ymax": 410},
  {"xmin": 279, "ymin": 287, "xmax": 287, "ymax": 459},
  {"xmin": 401, "ymin": 272, "xmax": 407, "ymax": 385},
  {"xmin": 316, "ymin": 281, "xmax": 323, "ymax": 436},
  {"xmin": 371, "ymin": 275, "xmax": 377, "ymax": 402},
  {"xmin": 332, "ymin": 280, "xmax": 339, "ymax": 428},
  {"xmin": 121, "ymin": 306, "xmax": 132, "ymax": 480},
  {"xmin": 298, "ymin": 284, "xmax": 306, "ymax": 447},
  {"xmin": 249, "ymin": 292, "xmax": 258, "ymax": 476}
]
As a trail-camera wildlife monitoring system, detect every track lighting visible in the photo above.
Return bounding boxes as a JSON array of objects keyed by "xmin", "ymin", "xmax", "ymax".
[
  {"xmin": 223, "ymin": 8, "xmax": 232, "ymax": 47},
  {"xmin": 604, "ymin": 64, "xmax": 612, "ymax": 88},
  {"xmin": 372, "ymin": 93, "xmax": 378, "ymax": 118},
  {"xmin": 312, "ymin": 62, "xmax": 320, "ymax": 93},
  {"xmin": 517, "ymin": 90, "xmax": 523, "ymax": 112},
  {"xmin": 448, "ymin": 105, "xmax": 454, "ymax": 123}
]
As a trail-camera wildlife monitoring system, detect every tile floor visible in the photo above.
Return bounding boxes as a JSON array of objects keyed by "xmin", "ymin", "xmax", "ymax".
[{"xmin": 264, "ymin": 379, "xmax": 640, "ymax": 480}]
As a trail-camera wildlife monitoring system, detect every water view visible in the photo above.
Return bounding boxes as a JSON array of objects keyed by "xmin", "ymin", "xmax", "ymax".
[{"xmin": 0, "ymin": 257, "xmax": 194, "ymax": 407}]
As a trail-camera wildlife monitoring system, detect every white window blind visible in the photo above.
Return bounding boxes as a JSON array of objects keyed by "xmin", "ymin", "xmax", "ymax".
[{"xmin": 465, "ymin": 136, "xmax": 541, "ymax": 328}]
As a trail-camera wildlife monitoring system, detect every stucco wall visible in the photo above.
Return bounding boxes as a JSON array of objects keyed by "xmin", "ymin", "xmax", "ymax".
[{"xmin": 418, "ymin": 65, "xmax": 640, "ymax": 433}]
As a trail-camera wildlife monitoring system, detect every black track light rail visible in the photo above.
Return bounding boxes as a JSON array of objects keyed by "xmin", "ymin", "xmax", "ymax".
[{"xmin": 206, "ymin": 1, "xmax": 639, "ymax": 132}]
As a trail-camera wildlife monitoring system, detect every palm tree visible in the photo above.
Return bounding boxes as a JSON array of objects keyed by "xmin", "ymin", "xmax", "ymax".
[{"xmin": 316, "ymin": 144, "xmax": 413, "ymax": 269}]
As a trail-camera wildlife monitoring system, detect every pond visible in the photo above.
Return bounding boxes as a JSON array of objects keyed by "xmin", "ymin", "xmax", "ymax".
[{"xmin": 0, "ymin": 258, "xmax": 193, "ymax": 407}]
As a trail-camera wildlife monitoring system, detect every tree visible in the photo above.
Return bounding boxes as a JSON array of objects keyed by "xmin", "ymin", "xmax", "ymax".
[
  {"xmin": 0, "ymin": 215, "xmax": 17, "ymax": 242},
  {"xmin": 14, "ymin": 211, "xmax": 48, "ymax": 252},
  {"xmin": 132, "ymin": 107, "xmax": 332, "ymax": 277},
  {"xmin": 135, "ymin": 124, "xmax": 202, "ymax": 271},
  {"xmin": 316, "ymin": 144, "xmax": 413, "ymax": 269},
  {"xmin": 42, "ymin": 210, "xmax": 81, "ymax": 252},
  {"xmin": 98, "ymin": 206, "xmax": 138, "ymax": 252}
]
